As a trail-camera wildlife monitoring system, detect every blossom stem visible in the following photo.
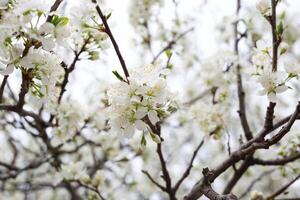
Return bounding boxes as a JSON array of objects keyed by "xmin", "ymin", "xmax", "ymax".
[{"xmin": 271, "ymin": 0, "xmax": 279, "ymax": 72}]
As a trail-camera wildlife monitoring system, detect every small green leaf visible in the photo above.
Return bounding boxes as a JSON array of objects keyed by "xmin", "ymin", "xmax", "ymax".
[
  {"xmin": 112, "ymin": 70, "xmax": 125, "ymax": 82},
  {"xmin": 276, "ymin": 21, "xmax": 284, "ymax": 36},
  {"xmin": 140, "ymin": 133, "xmax": 147, "ymax": 147},
  {"xmin": 279, "ymin": 11, "xmax": 286, "ymax": 20},
  {"xmin": 280, "ymin": 47, "xmax": 287, "ymax": 55},
  {"xmin": 50, "ymin": 15, "xmax": 69, "ymax": 26},
  {"xmin": 58, "ymin": 17, "xmax": 69, "ymax": 26},
  {"xmin": 51, "ymin": 15, "xmax": 60, "ymax": 26},
  {"xmin": 165, "ymin": 49, "xmax": 172, "ymax": 58},
  {"xmin": 106, "ymin": 12, "xmax": 112, "ymax": 20},
  {"xmin": 23, "ymin": 9, "xmax": 34, "ymax": 16}
]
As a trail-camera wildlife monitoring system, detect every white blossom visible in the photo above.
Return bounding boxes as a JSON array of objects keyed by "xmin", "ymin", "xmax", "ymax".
[
  {"xmin": 107, "ymin": 64, "xmax": 175, "ymax": 143},
  {"xmin": 18, "ymin": 47, "xmax": 64, "ymax": 107},
  {"xmin": 0, "ymin": 63, "xmax": 14, "ymax": 76},
  {"xmin": 284, "ymin": 59, "xmax": 300, "ymax": 76},
  {"xmin": 256, "ymin": 0, "xmax": 271, "ymax": 15},
  {"xmin": 56, "ymin": 161, "xmax": 87, "ymax": 184},
  {"xmin": 190, "ymin": 101, "xmax": 228, "ymax": 138},
  {"xmin": 51, "ymin": 100, "xmax": 85, "ymax": 146},
  {"xmin": 257, "ymin": 69, "xmax": 288, "ymax": 102},
  {"xmin": 252, "ymin": 39, "xmax": 272, "ymax": 71}
]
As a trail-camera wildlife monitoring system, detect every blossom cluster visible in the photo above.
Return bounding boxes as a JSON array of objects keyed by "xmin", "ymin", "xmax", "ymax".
[
  {"xmin": 51, "ymin": 100, "xmax": 85, "ymax": 146},
  {"xmin": 252, "ymin": 39, "xmax": 300, "ymax": 102},
  {"xmin": 68, "ymin": 1, "xmax": 110, "ymax": 60},
  {"xmin": 190, "ymin": 101, "xmax": 229, "ymax": 139},
  {"xmin": 252, "ymin": 1, "xmax": 300, "ymax": 102},
  {"xmin": 55, "ymin": 161, "xmax": 104, "ymax": 189},
  {"xmin": 0, "ymin": 1, "xmax": 71, "ymax": 107},
  {"xmin": 107, "ymin": 64, "xmax": 175, "ymax": 144},
  {"xmin": 129, "ymin": 0, "xmax": 161, "ymax": 27},
  {"xmin": 0, "ymin": 0, "xmax": 110, "ymax": 108}
]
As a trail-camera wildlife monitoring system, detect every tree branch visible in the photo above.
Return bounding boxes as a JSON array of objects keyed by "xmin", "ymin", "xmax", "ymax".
[
  {"xmin": 184, "ymin": 102, "xmax": 300, "ymax": 200},
  {"xmin": 239, "ymin": 169, "xmax": 275, "ymax": 199},
  {"xmin": 151, "ymin": 27, "xmax": 194, "ymax": 64},
  {"xmin": 58, "ymin": 37, "xmax": 91, "ymax": 104},
  {"xmin": 265, "ymin": 173, "xmax": 300, "ymax": 200},
  {"xmin": 222, "ymin": 156, "xmax": 252, "ymax": 194},
  {"xmin": 0, "ymin": 75, "xmax": 8, "ymax": 103},
  {"xmin": 92, "ymin": 0, "xmax": 130, "ymax": 79},
  {"xmin": 173, "ymin": 139, "xmax": 204, "ymax": 192},
  {"xmin": 142, "ymin": 170, "xmax": 167, "ymax": 192},
  {"xmin": 252, "ymin": 152, "xmax": 300, "ymax": 166}
]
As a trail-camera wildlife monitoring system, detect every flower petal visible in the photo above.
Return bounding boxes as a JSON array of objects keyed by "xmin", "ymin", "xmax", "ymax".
[
  {"xmin": 148, "ymin": 110, "xmax": 160, "ymax": 125},
  {"xmin": 275, "ymin": 85, "xmax": 288, "ymax": 93},
  {"xmin": 135, "ymin": 120, "xmax": 147, "ymax": 131},
  {"xmin": 268, "ymin": 92, "xmax": 277, "ymax": 102},
  {"xmin": 257, "ymin": 89, "xmax": 267, "ymax": 96},
  {"xmin": 0, "ymin": 64, "xmax": 14, "ymax": 76},
  {"xmin": 135, "ymin": 107, "xmax": 147, "ymax": 119}
]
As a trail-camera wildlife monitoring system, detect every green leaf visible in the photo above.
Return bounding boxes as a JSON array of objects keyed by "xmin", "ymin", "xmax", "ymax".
[
  {"xmin": 279, "ymin": 11, "xmax": 286, "ymax": 20},
  {"xmin": 50, "ymin": 15, "xmax": 69, "ymax": 26},
  {"xmin": 276, "ymin": 21, "xmax": 284, "ymax": 36},
  {"xmin": 112, "ymin": 70, "xmax": 125, "ymax": 82},
  {"xmin": 23, "ymin": 9, "xmax": 34, "ymax": 16},
  {"xmin": 106, "ymin": 12, "xmax": 112, "ymax": 20},
  {"xmin": 165, "ymin": 49, "xmax": 172, "ymax": 58},
  {"xmin": 140, "ymin": 133, "xmax": 147, "ymax": 147},
  {"xmin": 58, "ymin": 17, "xmax": 69, "ymax": 26},
  {"xmin": 280, "ymin": 47, "xmax": 287, "ymax": 55},
  {"xmin": 50, "ymin": 15, "xmax": 60, "ymax": 26}
]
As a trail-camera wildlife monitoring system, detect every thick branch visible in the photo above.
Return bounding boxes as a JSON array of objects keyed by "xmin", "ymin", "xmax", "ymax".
[
  {"xmin": 264, "ymin": 102, "xmax": 276, "ymax": 130},
  {"xmin": 201, "ymin": 183, "xmax": 237, "ymax": 200},
  {"xmin": 222, "ymin": 156, "xmax": 252, "ymax": 194},
  {"xmin": 184, "ymin": 102, "xmax": 300, "ymax": 200}
]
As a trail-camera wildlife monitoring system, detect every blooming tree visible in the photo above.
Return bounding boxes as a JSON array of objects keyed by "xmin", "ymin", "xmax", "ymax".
[{"xmin": 0, "ymin": 0, "xmax": 300, "ymax": 199}]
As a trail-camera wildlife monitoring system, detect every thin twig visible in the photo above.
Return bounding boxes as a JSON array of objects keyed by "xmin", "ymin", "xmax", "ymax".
[
  {"xmin": 173, "ymin": 138, "xmax": 205, "ymax": 192},
  {"xmin": 92, "ymin": 0, "xmax": 130, "ymax": 79},
  {"xmin": 265, "ymin": 173, "xmax": 300, "ymax": 200},
  {"xmin": 0, "ymin": 75, "xmax": 8, "ymax": 103},
  {"xmin": 151, "ymin": 27, "xmax": 194, "ymax": 64},
  {"xmin": 141, "ymin": 170, "xmax": 167, "ymax": 192},
  {"xmin": 239, "ymin": 169, "xmax": 275, "ymax": 199}
]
